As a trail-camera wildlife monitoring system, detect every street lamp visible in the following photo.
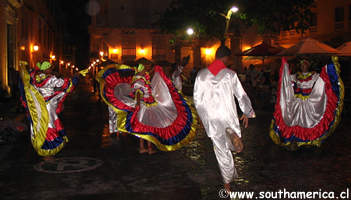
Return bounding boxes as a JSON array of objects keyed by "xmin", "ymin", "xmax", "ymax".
[
  {"xmin": 224, "ymin": 6, "xmax": 239, "ymax": 37},
  {"xmin": 186, "ymin": 28, "xmax": 194, "ymax": 36},
  {"xmin": 230, "ymin": 6, "xmax": 239, "ymax": 13}
]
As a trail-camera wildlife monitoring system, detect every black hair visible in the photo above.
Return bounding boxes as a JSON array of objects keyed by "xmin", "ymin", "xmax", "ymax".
[{"xmin": 215, "ymin": 45, "xmax": 231, "ymax": 59}]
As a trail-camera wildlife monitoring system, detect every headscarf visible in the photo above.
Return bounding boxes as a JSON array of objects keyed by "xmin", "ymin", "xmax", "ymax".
[
  {"xmin": 136, "ymin": 64, "xmax": 145, "ymax": 74},
  {"xmin": 36, "ymin": 61, "xmax": 51, "ymax": 71}
]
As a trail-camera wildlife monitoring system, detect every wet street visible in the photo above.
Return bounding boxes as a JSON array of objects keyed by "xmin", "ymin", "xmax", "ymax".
[{"xmin": 1, "ymin": 79, "xmax": 350, "ymax": 200}]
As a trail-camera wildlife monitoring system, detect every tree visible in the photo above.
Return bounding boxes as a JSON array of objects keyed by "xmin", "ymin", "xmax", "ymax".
[
  {"xmin": 237, "ymin": 0, "xmax": 315, "ymax": 35},
  {"xmin": 158, "ymin": 0, "xmax": 315, "ymax": 40},
  {"xmin": 159, "ymin": 0, "xmax": 233, "ymax": 40}
]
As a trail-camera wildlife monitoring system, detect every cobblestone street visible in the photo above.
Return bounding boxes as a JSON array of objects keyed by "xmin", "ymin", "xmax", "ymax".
[{"xmin": 1, "ymin": 79, "xmax": 350, "ymax": 200}]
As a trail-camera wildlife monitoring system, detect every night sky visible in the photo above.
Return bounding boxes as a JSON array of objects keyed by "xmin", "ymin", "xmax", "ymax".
[{"xmin": 57, "ymin": 0, "xmax": 91, "ymax": 67}]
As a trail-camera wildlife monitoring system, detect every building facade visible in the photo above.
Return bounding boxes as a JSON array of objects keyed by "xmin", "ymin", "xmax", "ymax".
[
  {"xmin": 0, "ymin": 0, "xmax": 22, "ymax": 95},
  {"xmin": 276, "ymin": 0, "xmax": 351, "ymax": 48},
  {"xmin": 0, "ymin": 0, "xmax": 66, "ymax": 96},
  {"xmin": 234, "ymin": 0, "xmax": 351, "ymax": 69},
  {"xmin": 89, "ymin": 0, "xmax": 175, "ymax": 65}
]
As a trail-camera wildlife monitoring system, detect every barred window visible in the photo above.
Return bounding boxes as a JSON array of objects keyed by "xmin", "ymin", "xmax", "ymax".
[{"xmin": 335, "ymin": 7, "xmax": 344, "ymax": 22}]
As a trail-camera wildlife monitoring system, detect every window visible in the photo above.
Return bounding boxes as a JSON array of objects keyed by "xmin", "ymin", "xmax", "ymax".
[
  {"xmin": 335, "ymin": 7, "xmax": 344, "ymax": 22},
  {"xmin": 311, "ymin": 13, "xmax": 317, "ymax": 26},
  {"xmin": 152, "ymin": 34, "xmax": 167, "ymax": 60},
  {"xmin": 309, "ymin": 12, "xmax": 317, "ymax": 32}
]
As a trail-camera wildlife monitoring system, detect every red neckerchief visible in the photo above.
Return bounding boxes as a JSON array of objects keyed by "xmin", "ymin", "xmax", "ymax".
[{"xmin": 208, "ymin": 59, "xmax": 226, "ymax": 76}]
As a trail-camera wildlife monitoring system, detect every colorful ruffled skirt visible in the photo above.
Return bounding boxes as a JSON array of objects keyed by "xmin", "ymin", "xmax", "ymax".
[
  {"xmin": 270, "ymin": 56, "xmax": 344, "ymax": 148},
  {"xmin": 96, "ymin": 64, "xmax": 198, "ymax": 151},
  {"xmin": 19, "ymin": 65, "xmax": 76, "ymax": 156}
]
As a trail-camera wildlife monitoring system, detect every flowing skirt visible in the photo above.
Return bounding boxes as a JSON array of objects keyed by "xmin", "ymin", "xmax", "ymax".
[
  {"xmin": 19, "ymin": 65, "xmax": 77, "ymax": 156},
  {"xmin": 270, "ymin": 57, "xmax": 344, "ymax": 147},
  {"xmin": 96, "ymin": 64, "xmax": 198, "ymax": 151}
]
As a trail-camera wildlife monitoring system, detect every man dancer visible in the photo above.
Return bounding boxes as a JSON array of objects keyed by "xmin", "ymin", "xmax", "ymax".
[{"xmin": 193, "ymin": 45, "xmax": 255, "ymax": 192}]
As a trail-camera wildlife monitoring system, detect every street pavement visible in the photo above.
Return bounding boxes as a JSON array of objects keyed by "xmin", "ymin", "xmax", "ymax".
[{"xmin": 0, "ymin": 79, "xmax": 350, "ymax": 200}]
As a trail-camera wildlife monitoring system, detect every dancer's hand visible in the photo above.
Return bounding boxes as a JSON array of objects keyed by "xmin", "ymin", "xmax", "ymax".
[
  {"xmin": 240, "ymin": 114, "xmax": 248, "ymax": 128},
  {"xmin": 136, "ymin": 92, "xmax": 141, "ymax": 107}
]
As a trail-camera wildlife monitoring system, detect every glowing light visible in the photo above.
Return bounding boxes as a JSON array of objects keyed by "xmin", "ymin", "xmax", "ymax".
[
  {"xmin": 99, "ymin": 51, "xmax": 104, "ymax": 56},
  {"xmin": 230, "ymin": 6, "xmax": 239, "ymax": 13},
  {"xmin": 33, "ymin": 45, "xmax": 39, "ymax": 52},
  {"xmin": 75, "ymin": 68, "xmax": 79, "ymax": 71},
  {"xmin": 138, "ymin": 48, "xmax": 146, "ymax": 55},
  {"xmin": 96, "ymin": 59, "xmax": 100, "ymax": 62},
  {"xmin": 67, "ymin": 63, "xmax": 71, "ymax": 66},
  {"xmin": 242, "ymin": 45, "xmax": 251, "ymax": 51},
  {"xmin": 280, "ymin": 44, "xmax": 294, "ymax": 49},
  {"xmin": 205, "ymin": 48, "xmax": 213, "ymax": 55},
  {"xmin": 51, "ymin": 55, "xmax": 56, "ymax": 60},
  {"xmin": 20, "ymin": 46, "xmax": 26, "ymax": 51},
  {"xmin": 72, "ymin": 65, "xmax": 75, "ymax": 69},
  {"xmin": 60, "ymin": 60, "xmax": 64, "ymax": 65},
  {"xmin": 112, "ymin": 49, "xmax": 118, "ymax": 54},
  {"xmin": 186, "ymin": 28, "xmax": 194, "ymax": 35},
  {"xmin": 201, "ymin": 45, "xmax": 219, "ymax": 63},
  {"xmin": 93, "ymin": 61, "xmax": 96, "ymax": 65}
]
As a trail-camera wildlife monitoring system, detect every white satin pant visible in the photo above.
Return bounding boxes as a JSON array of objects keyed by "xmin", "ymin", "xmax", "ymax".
[{"xmin": 211, "ymin": 133, "xmax": 238, "ymax": 184}]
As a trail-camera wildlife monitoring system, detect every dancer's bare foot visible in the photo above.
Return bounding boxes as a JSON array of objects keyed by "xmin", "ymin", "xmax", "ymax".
[
  {"xmin": 148, "ymin": 148, "xmax": 157, "ymax": 155},
  {"xmin": 224, "ymin": 183, "xmax": 231, "ymax": 192},
  {"xmin": 139, "ymin": 148, "xmax": 148, "ymax": 154},
  {"xmin": 43, "ymin": 156, "xmax": 55, "ymax": 162},
  {"xmin": 147, "ymin": 142, "xmax": 156, "ymax": 155},
  {"xmin": 139, "ymin": 138, "xmax": 147, "ymax": 154}
]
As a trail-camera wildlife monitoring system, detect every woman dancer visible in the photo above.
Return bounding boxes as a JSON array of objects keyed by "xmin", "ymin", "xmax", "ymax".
[
  {"xmin": 96, "ymin": 63, "xmax": 198, "ymax": 153},
  {"xmin": 19, "ymin": 61, "xmax": 87, "ymax": 159},
  {"xmin": 270, "ymin": 56, "xmax": 344, "ymax": 149}
]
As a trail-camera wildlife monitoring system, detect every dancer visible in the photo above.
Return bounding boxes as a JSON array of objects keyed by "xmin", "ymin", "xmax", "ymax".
[
  {"xmin": 103, "ymin": 63, "xmax": 127, "ymax": 138},
  {"xmin": 269, "ymin": 56, "xmax": 344, "ymax": 149},
  {"xmin": 193, "ymin": 45, "xmax": 255, "ymax": 192},
  {"xmin": 132, "ymin": 64, "xmax": 157, "ymax": 154},
  {"xmin": 19, "ymin": 61, "xmax": 87, "ymax": 159},
  {"xmin": 96, "ymin": 63, "xmax": 197, "ymax": 153},
  {"xmin": 172, "ymin": 56, "xmax": 190, "ymax": 92}
]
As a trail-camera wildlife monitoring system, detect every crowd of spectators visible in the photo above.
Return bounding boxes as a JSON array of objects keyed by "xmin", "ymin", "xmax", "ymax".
[{"xmin": 238, "ymin": 63, "xmax": 279, "ymax": 110}]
